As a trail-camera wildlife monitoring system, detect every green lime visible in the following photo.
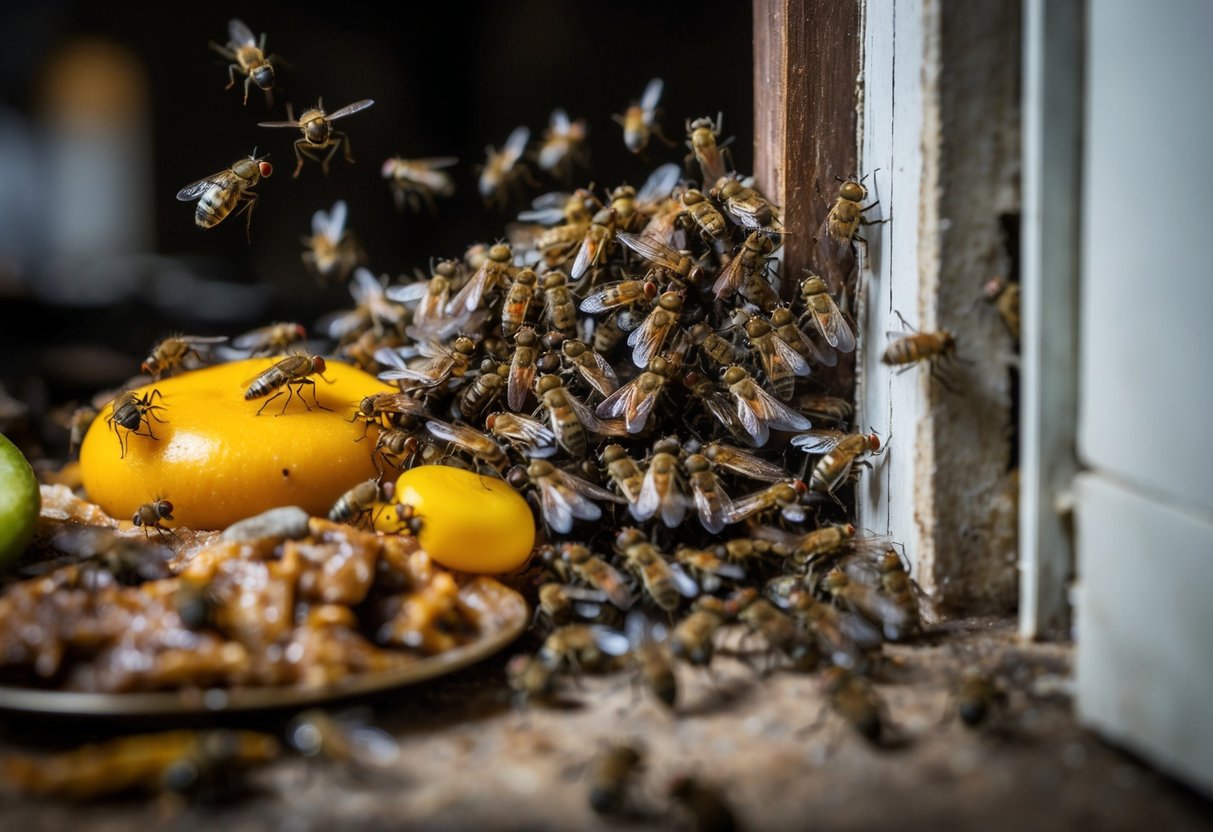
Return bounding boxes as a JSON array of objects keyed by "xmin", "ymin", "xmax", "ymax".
[{"xmin": 0, "ymin": 432, "xmax": 40, "ymax": 570}]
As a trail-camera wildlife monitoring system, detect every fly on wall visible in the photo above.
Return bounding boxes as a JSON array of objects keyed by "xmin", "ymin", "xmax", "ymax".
[{"xmin": 753, "ymin": 0, "xmax": 1021, "ymax": 613}]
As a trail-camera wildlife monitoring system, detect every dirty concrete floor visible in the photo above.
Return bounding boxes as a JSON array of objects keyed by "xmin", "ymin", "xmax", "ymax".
[{"xmin": 1, "ymin": 616, "xmax": 1210, "ymax": 832}]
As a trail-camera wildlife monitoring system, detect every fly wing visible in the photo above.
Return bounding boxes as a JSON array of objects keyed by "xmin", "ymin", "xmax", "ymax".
[
  {"xmin": 228, "ymin": 18, "xmax": 257, "ymax": 46},
  {"xmin": 562, "ymin": 469, "xmax": 626, "ymax": 504},
  {"xmin": 493, "ymin": 413, "xmax": 557, "ymax": 450},
  {"xmin": 624, "ymin": 382, "xmax": 660, "ymax": 434},
  {"xmin": 239, "ymin": 360, "xmax": 283, "ymax": 390},
  {"xmin": 770, "ymin": 333, "xmax": 812, "ymax": 378},
  {"xmin": 425, "ymin": 419, "xmax": 476, "ymax": 446},
  {"xmin": 176, "ymin": 173, "xmax": 224, "ymax": 201},
  {"xmin": 670, "ymin": 563, "xmax": 700, "ymax": 598},
  {"xmin": 816, "ymin": 300, "xmax": 856, "ymax": 353},
  {"xmin": 625, "ymin": 609, "xmax": 651, "ymax": 647},
  {"xmin": 636, "ymin": 163, "xmax": 681, "ymax": 205},
  {"xmin": 318, "ymin": 199, "xmax": 348, "ymax": 240},
  {"xmin": 722, "ymin": 488, "xmax": 769, "ymax": 525},
  {"xmin": 231, "ymin": 325, "xmax": 277, "ymax": 351},
  {"xmin": 519, "ymin": 191, "xmax": 572, "ymax": 225},
  {"xmin": 566, "ymin": 390, "xmax": 613, "ymax": 435},
  {"xmin": 371, "ymin": 346, "xmax": 419, "ymax": 383},
  {"xmin": 711, "ymin": 254, "xmax": 745, "ymax": 299},
  {"xmin": 537, "ymin": 480, "xmax": 578, "ymax": 534},
  {"xmin": 502, "ymin": 126, "xmax": 531, "ymax": 166},
  {"xmin": 632, "ymin": 465, "xmax": 661, "ymax": 523},
  {"xmin": 350, "ymin": 268, "xmax": 384, "ymax": 304},
  {"xmin": 507, "ymin": 361, "xmax": 535, "ymax": 412},
  {"xmin": 704, "ymin": 443, "xmax": 787, "ymax": 482},
  {"xmin": 590, "ymin": 626, "xmax": 632, "ymax": 657},
  {"xmin": 746, "ymin": 385, "xmax": 812, "ymax": 433},
  {"xmin": 385, "ymin": 281, "xmax": 430, "ymax": 305},
  {"xmin": 371, "ymin": 346, "xmax": 414, "ymax": 371},
  {"xmin": 177, "ymin": 335, "xmax": 229, "ymax": 347},
  {"xmin": 790, "ymin": 429, "xmax": 847, "ymax": 455},
  {"xmin": 580, "ymin": 282, "xmax": 638, "ymax": 314},
  {"xmin": 691, "ymin": 477, "xmax": 732, "ymax": 534},
  {"xmin": 578, "ymin": 349, "xmax": 619, "ymax": 397},
  {"xmin": 628, "ymin": 309, "xmax": 678, "ymax": 371},
  {"xmin": 594, "ymin": 383, "xmax": 630, "ymax": 420},
  {"xmin": 731, "ymin": 390, "xmax": 770, "ymax": 447},
  {"xmin": 779, "ymin": 502, "xmax": 808, "ymax": 524},
  {"xmin": 518, "ymin": 207, "xmax": 566, "ymax": 225},
  {"xmin": 447, "ymin": 261, "xmax": 489, "ymax": 314},
  {"xmin": 569, "ymin": 231, "xmax": 600, "ymax": 281},
  {"xmin": 327, "ymin": 99, "xmax": 376, "ymax": 121},
  {"xmin": 640, "ymin": 77, "xmax": 664, "ymax": 114},
  {"xmin": 616, "ymin": 230, "xmax": 679, "ymax": 271}
]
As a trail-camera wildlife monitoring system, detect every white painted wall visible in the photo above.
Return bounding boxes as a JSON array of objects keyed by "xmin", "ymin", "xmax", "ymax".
[
  {"xmin": 1075, "ymin": 0, "xmax": 1213, "ymax": 797},
  {"xmin": 859, "ymin": 0, "xmax": 1020, "ymax": 612},
  {"xmin": 857, "ymin": 0, "xmax": 929, "ymax": 580}
]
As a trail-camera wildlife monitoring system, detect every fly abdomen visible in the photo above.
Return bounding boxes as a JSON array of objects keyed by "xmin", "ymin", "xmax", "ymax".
[
  {"xmin": 244, "ymin": 370, "xmax": 283, "ymax": 400},
  {"xmin": 811, "ymin": 451, "xmax": 850, "ymax": 494},
  {"xmin": 196, "ymin": 186, "xmax": 235, "ymax": 228}
]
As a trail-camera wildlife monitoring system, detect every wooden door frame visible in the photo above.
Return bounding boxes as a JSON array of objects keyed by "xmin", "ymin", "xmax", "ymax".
[{"xmin": 753, "ymin": 0, "xmax": 1023, "ymax": 614}]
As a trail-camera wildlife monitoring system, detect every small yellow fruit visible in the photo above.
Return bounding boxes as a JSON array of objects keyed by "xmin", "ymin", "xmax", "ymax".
[
  {"xmin": 80, "ymin": 358, "xmax": 396, "ymax": 529},
  {"xmin": 382, "ymin": 466, "xmax": 535, "ymax": 573}
]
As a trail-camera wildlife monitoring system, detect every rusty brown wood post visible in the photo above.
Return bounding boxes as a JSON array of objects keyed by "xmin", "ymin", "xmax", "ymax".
[{"xmin": 753, "ymin": 0, "xmax": 861, "ymax": 301}]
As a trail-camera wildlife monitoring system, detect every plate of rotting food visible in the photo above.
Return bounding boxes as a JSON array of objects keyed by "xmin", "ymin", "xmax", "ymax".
[{"xmin": 0, "ymin": 487, "xmax": 529, "ymax": 716}]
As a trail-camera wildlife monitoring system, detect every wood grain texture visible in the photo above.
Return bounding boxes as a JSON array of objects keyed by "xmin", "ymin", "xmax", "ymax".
[{"xmin": 753, "ymin": 0, "xmax": 860, "ymax": 300}]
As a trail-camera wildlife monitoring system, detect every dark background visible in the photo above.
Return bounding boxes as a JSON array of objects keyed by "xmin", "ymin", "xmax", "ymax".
[{"xmin": 0, "ymin": 1, "xmax": 753, "ymax": 438}]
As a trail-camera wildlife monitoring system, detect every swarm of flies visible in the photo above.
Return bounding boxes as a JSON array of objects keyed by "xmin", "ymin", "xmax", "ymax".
[
  {"xmin": 180, "ymin": 33, "xmax": 947, "ymax": 713},
  {"xmin": 31, "ymin": 25, "xmax": 976, "ymax": 813},
  {"xmin": 214, "ymin": 73, "xmax": 946, "ymax": 754}
]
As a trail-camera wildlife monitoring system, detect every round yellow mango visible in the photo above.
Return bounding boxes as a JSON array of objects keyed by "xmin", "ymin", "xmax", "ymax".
[
  {"xmin": 80, "ymin": 358, "xmax": 394, "ymax": 530},
  {"xmin": 381, "ymin": 466, "xmax": 535, "ymax": 573}
]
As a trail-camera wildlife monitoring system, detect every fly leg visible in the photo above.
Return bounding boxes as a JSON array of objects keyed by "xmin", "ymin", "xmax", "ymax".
[
  {"xmin": 233, "ymin": 191, "xmax": 258, "ymax": 241},
  {"xmin": 256, "ymin": 389, "xmax": 285, "ymax": 416},
  {"xmin": 331, "ymin": 130, "xmax": 354, "ymax": 166},
  {"xmin": 292, "ymin": 139, "xmax": 321, "ymax": 178},
  {"xmin": 300, "ymin": 378, "xmax": 331, "ymax": 412}
]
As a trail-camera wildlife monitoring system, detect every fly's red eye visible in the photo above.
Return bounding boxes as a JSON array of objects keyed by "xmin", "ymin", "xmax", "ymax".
[
  {"xmin": 259, "ymin": 161, "xmax": 273, "ymax": 177},
  {"xmin": 312, "ymin": 357, "xmax": 327, "ymax": 374}
]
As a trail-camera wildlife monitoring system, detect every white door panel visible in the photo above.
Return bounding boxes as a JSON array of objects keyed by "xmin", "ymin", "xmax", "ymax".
[
  {"xmin": 1075, "ymin": 0, "xmax": 1213, "ymax": 798},
  {"xmin": 1075, "ymin": 472, "xmax": 1213, "ymax": 795},
  {"xmin": 1079, "ymin": 0, "xmax": 1213, "ymax": 513}
]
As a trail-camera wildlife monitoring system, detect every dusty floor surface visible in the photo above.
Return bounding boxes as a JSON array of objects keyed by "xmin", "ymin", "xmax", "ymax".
[{"xmin": 1, "ymin": 616, "xmax": 1210, "ymax": 832}]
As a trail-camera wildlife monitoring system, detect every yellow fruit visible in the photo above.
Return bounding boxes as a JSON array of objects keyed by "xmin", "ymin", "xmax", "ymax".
[
  {"xmin": 0, "ymin": 433, "xmax": 41, "ymax": 569},
  {"xmin": 80, "ymin": 358, "xmax": 396, "ymax": 530},
  {"xmin": 380, "ymin": 466, "xmax": 535, "ymax": 573}
]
